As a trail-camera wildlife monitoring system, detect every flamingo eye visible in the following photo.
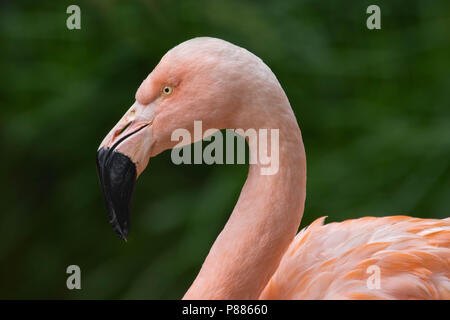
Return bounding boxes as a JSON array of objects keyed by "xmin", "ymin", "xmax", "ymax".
[{"xmin": 162, "ymin": 86, "xmax": 173, "ymax": 95}]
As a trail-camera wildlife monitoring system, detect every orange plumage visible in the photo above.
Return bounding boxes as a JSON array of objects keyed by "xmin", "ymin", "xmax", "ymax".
[{"xmin": 261, "ymin": 216, "xmax": 450, "ymax": 299}]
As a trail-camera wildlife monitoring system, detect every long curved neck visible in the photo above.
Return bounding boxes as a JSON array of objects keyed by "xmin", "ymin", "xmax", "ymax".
[{"xmin": 183, "ymin": 95, "xmax": 307, "ymax": 299}]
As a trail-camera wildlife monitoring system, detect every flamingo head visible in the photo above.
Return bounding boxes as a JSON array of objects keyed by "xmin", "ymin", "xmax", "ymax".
[{"xmin": 96, "ymin": 37, "xmax": 274, "ymax": 239}]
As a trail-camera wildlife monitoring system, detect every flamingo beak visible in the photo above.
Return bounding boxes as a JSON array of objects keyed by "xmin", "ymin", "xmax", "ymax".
[
  {"xmin": 96, "ymin": 147, "xmax": 137, "ymax": 240},
  {"xmin": 96, "ymin": 102, "xmax": 155, "ymax": 240}
]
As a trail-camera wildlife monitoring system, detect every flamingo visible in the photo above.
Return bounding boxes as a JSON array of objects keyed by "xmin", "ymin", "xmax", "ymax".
[{"xmin": 96, "ymin": 37, "xmax": 450, "ymax": 299}]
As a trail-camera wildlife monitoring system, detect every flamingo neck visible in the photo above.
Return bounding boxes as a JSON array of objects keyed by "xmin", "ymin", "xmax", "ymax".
[{"xmin": 183, "ymin": 101, "xmax": 306, "ymax": 299}]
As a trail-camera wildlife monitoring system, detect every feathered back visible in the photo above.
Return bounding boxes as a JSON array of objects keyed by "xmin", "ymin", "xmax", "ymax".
[{"xmin": 260, "ymin": 216, "xmax": 450, "ymax": 299}]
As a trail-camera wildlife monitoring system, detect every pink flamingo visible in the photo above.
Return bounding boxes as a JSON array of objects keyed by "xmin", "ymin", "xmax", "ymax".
[{"xmin": 96, "ymin": 37, "xmax": 450, "ymax": 299}]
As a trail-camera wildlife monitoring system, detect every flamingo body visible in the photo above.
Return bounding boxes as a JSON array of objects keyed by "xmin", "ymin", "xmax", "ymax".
[{"xmin": 261, "ymin": 216, "xmax": 450, "ymax": 299}]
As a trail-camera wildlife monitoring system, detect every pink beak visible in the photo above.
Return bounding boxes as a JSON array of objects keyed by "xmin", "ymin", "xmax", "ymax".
[{"xmin": 96, "ymin": 102, "xmax": 155, "ymax": 240}]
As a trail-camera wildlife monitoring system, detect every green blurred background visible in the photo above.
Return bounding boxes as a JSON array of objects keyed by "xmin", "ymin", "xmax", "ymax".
[{"xmin": 1, "ymin": 0, "xmax": 449, "ymax": 299}]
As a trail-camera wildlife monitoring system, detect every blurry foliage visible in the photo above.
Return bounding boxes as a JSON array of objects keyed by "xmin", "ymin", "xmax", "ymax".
[{"xmin": 0, "ymin": 0, "xmax": 449, "ymax": 298}]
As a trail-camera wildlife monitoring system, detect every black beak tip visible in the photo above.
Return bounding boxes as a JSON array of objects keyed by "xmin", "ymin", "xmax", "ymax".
[{"xmin": 96, "ymin": 147, "xmax": 137, "ymax": 240}]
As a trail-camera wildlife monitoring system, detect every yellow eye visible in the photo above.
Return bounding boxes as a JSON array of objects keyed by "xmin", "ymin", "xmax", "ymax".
[{"xmin": 162, "ymin": 86, "xmax": 173, "ymax": 95}]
